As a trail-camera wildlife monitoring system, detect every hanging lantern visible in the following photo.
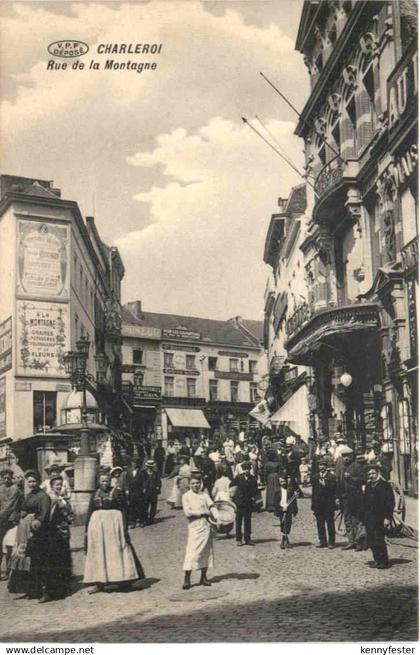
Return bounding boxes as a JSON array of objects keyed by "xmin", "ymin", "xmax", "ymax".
[{"xmin": 340, "ymin": 372, "xmax": 353, "ymax": 387}]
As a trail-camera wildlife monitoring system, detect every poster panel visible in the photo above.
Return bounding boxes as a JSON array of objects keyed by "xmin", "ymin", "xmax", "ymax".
[
  {"xmin": 16, "ymin": 300, "xmax": 69, "ymax": 377},
  {"xmin": 0, "ymin": 377, "xmax": 6, "ymax": 439},
  {"xmin": 17, "ymin": 219, "xmax": 70, "ymax": 299},
  {"xmin": 0, "ymin": 316, "xmax": 12, "ymax": 375}
]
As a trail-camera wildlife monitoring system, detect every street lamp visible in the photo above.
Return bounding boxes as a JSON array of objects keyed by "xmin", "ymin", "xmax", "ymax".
[{"xmin": 63, "ymin": 336, "xmax": 108, "ymax": 524}]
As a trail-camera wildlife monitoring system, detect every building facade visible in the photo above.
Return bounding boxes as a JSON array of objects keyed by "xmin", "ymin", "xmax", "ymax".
[
  {"xmin": 121, "ymin": 301, "xmax": 265, "ymax": 445},
  {"xmin": 263, "ymin": 184, "xmax": 312, "ymax": 439},
  {"xmin": 0, "ymin": 175, "xmax": 126, "ymax": 472},
  {"xmin": 287, "ymin": 0, "xmax": 418, "ymax": 494}
]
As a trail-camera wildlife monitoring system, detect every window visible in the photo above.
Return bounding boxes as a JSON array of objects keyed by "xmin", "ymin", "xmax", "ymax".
[
  {"xmin": 133, "ymin": 349, "xmax": 143, "ymax": 364},
  {"xmin": 134, "ymin": 372, "xmax": 144, "ymax": 387},
  {"xmin": 250, "ymin": 382, "xmax": 259, "ymax": 403},
  {"xmin": 208, "ymin": 357, "xmax": 218, "ymax": 371},
  {"xmin": 79, "ymin": 266, "xmax": 83, "ymax": 295},
  {"xmin": 74, "ymin": 313, "xmax": 79, "ymax": 339},
  {"xmin": 85, "ymin": 278, "xmax": 89, "ymax": 305},
  {"xmin": 230, "ymin": 381, "xmax": 239, "ymax": 402},
  {"xmin": 380, "ymin": 403, "xmax": 393, "ymax": 442},
  {"xmin": 187, "ymin": 378, "xmax": 197, "ymax": 398},
  {"xmin": 186, "ymin": 355, "xmax": 196, "ymax": 369},
  {"xmin": 398, "ymin": 398, "xmax": 411, "ymax": 455},
  {"xmin": 362, "ymin": 66, "xmax": 376, "ymax": 130},
  {"xmin": 164, "ymin": 352, "xmax": 174, "ymax": 368},
  {"xmin": 229, "ymin": 359, "xmax": 239, "ymax": 372},
  {"xmin": 209, "ymin": 380, "xmax": 218, "ymax": 401},
  {"xmin": 33, "ymin": 391, "xmax": 57, "ymax": 433},
  {"xmin": 249, "ymin": 360, "xmax": 258, "ymax": 374},
  {"xmin": 164, "ymin": 376, "xmax": 174, "ymax": 397}
]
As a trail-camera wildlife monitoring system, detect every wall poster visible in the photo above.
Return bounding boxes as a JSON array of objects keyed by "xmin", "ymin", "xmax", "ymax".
[
  {"xmin": 17, "ymin": 219, "xmax": 70, "ymax": 299},
  {"xmin": 0, "ymin": 377, "xmax": 6, "ymax": 439},
  {"xmin": 16, "ymin": 300, "xmax": 69, "ymax": 377}
]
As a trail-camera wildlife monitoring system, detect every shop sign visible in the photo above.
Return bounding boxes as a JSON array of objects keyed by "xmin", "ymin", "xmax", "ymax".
[
  {"xmin": 162, "ymin": 326, "xmax": 201, "ymax": 341},
  {"xmin": 162, "ymin": 343, "xmax": 201, "ymax": 352},
  {"xmin": 218, "ymin": 351, "xmax": 249, "ymax": 358},
  {"xmin": 0, "ymin": 317, "xmax": 12, "ymax": 375},
  {"xmin": 122, "ymin": 325, "xmax": 161, "ymax": 339},
  {"xmin": 214, "ymin": 371, "xmax": 253, "ymax": 381},
  {"xmin": 163, "ymin": 368, "xmax": 200, "ymax": 376},
  {"xmin": 392, "ymin": 145, "xmax": 418, "ymax": 187},
  {"xmin": 16, "ymin": 300, "xmax": 69, "ymax": 377},
  {"xmin": 0, "ymin": 378, "xmax": 6, "ymax": 439},
  {"xmin": 122, "ymin": 364, "xmax": 146, "ymax": 373},
  {"xmin": 388, "ymin": 48, "xmax": 418, "ymax": 131},
  {"xmin": 133, "ymin": 386, "xmax": 162, "ymax": 400},
  {"xmin": 17, "ymin": 220, "xmax": 70, "ymax": 300}
]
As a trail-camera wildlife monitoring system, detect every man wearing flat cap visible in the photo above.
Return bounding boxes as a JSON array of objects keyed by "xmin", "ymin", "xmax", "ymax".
[{"xmin": 137, "ymin": 460, "xmax": 161, "ymax": 526}]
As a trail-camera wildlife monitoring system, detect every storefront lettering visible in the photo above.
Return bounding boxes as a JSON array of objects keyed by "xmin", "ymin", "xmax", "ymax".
[{"xmin": 388, "ymin": 51, "xmax": 418, "ymax": 130}]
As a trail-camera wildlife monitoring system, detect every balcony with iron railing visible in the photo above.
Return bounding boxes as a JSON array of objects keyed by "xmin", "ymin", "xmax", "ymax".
[
  {"xmin": 285, "ymin": 301, "xmax": 380, "ymax": 364},
  {"xmin": 401, "ymin": 237, "xmax": 418, "ymax": 276},
  {"xmin": 313, "ymin": 156, "xmax": 359, "ymax": 224}
]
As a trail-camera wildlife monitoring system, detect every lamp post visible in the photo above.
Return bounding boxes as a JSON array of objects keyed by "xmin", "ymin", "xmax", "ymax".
[{"xmin": 63, "ymin": 336, "xmax": 108, "ymax": 524}]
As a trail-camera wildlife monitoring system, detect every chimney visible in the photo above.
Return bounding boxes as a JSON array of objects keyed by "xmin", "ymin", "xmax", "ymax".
[
  {"xmin": 127, "ymin": 300, "xmax": 142, "ymax": 319},
  {"xmin": 277, "ymin": 197, "xmax": 288, "ymax": 212}
]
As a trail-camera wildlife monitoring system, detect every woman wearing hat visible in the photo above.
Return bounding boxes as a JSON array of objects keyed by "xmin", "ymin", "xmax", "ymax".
[
  {"xmin": 44, "ymin": 475, "xmax": 73, "ymax": 600},
  {"xmin": 83, "ymin": 472, "xmax": 144, "ymax": 594},
  {"xmin": 41, "ymin": 464, "xmax": 71, "ymax": 500},
  {"xmin": 181, "ymin": 475, "xmax": 217, "ymax": 589},
  {"xmin": 8, "ymin": 470, "xmax": 51, "ymax": 601}
]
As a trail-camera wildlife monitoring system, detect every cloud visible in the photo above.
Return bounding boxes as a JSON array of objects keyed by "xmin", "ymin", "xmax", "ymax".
[
  {"xmin": 0, "ymin": 1, "xmax": 308, "ymax": 319},
  {"xmin": 117, "ymin": 116, "xmax": 303, "ymax": 319}
]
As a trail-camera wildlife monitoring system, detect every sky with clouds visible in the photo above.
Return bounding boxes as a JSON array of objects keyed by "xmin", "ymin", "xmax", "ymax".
[{"xmin": 1, "ymin": 0, "xmax": 308, "ymax": 320}]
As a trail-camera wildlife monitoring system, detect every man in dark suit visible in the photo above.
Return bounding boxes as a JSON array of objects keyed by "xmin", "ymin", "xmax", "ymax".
[
  {"xmin": 230, "ymin": 462, "xmax": 258, "ymax": 546},
  {"xmin": 311, "ymin": 458, "xmax": 337, "ymax": 549},
  {"xmin": 364, "ymin": 465, "xmax": 395, "ymax": 569},
  {"xmin": 153, "ymin": 440, "xmax": 166, "ymax": 478},
  {"xmin": 137, "ymin": 460, "xmax": 162, "ymax": 526}
]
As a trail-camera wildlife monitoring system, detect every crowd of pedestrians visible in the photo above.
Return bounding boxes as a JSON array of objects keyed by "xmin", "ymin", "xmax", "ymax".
[{"xmin": 0, "ymin": 429, "xmax": 397, "ymax": 600}]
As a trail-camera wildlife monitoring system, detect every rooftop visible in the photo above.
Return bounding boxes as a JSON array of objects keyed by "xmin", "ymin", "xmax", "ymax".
[{"xmin": 122, "ymin": 305, "xmax": 263, "ymax": 349}]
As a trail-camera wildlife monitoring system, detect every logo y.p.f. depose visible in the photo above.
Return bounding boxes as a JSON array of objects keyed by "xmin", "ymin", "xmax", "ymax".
[{"xmin": 47, "ymin": 41, "xmax": 89, "ymax": 58}]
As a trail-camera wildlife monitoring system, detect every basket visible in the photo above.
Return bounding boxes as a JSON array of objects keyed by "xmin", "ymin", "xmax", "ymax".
[{"xmin": 211, "ymin": 500, "xmax": 236, "ymax": 534}]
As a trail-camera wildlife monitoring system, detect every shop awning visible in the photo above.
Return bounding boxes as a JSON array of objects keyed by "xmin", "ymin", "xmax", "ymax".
[
  {"xmin": 270, "ymin": 384, "xmax": 309, "ymax": 439},
  {"xmin": 166, "ymin": 408, "xmax": 210, "ymax": 429}
]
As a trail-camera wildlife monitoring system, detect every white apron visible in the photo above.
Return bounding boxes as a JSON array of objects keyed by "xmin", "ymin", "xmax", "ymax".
[
  {"xmin": 182, "ymin": 490, "xmax": 215, "ymax": 571},
  {"xmin": 83, "ymin": 509, "xmax": 138, "ymax": 584}
]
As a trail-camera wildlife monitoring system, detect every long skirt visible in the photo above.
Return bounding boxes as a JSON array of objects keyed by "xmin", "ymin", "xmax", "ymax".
[
  {"xmin": 167, "ymin": 479, "xmax": 182, "ymax": 508},
  {"xmin": 8, "ymin": 515, "xmax": 48, "ymax": 597},
  {"xmin": 45, "ymin": 529, "xmax": 72, "ymax": 599},
  {"xmin": 165, "ymin": 454, "xmax": 175, "ymax": 475},
  {"xmin": 265, "ymin": 473, "xmax": 280, "ymax": 511},
  {"xmin": 83, "ymin": 509, "xmax": 144, "ymax": 584},
  {"xmin": 183, "ymin": 517, "xmax": 214, "ymax": 571}
]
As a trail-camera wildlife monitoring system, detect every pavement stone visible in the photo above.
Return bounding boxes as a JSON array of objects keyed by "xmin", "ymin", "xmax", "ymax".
[{"xmin": 0, "ymin": 480, "xmax": 417, "ymax": 642}]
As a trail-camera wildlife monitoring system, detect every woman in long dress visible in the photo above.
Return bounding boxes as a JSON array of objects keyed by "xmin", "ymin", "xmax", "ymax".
[
  {"xmin": 83, "ymin": 473, "xmax": 145, "ymax": 594},
  {"xmin": 167, "ymin": 456, "xmax": 191, "ymax": 509},
  {"xmin": 45, "ymin": 475, "xmax": 73, "ymax": 600},
  {"xmin": 8, "ymin": 470, "xmax": 51, "ymax": 601},
  {"xmin": 181, "ymin": 476, "xmax": 217, "ymax": 590}
]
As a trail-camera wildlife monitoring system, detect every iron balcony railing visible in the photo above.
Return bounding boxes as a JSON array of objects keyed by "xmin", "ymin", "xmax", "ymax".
[
  {"xmin": 401, "ymin": 237, "xmax": 418, "ymax": 275},
  {"xmin": 314, "ymin": 154, "xmax": 344, "ymax": 199}
]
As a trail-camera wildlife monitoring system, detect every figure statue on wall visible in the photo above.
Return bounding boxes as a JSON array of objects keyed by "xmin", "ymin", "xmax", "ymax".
[{"xmin": 383, "ymin": 210, "xmax": 397, "ymax": 263}]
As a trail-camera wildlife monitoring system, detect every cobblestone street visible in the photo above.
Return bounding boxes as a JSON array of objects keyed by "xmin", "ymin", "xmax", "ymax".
[{"xmin": 0, "ymin": 481, "xmax": 417, "ymax": 643}]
